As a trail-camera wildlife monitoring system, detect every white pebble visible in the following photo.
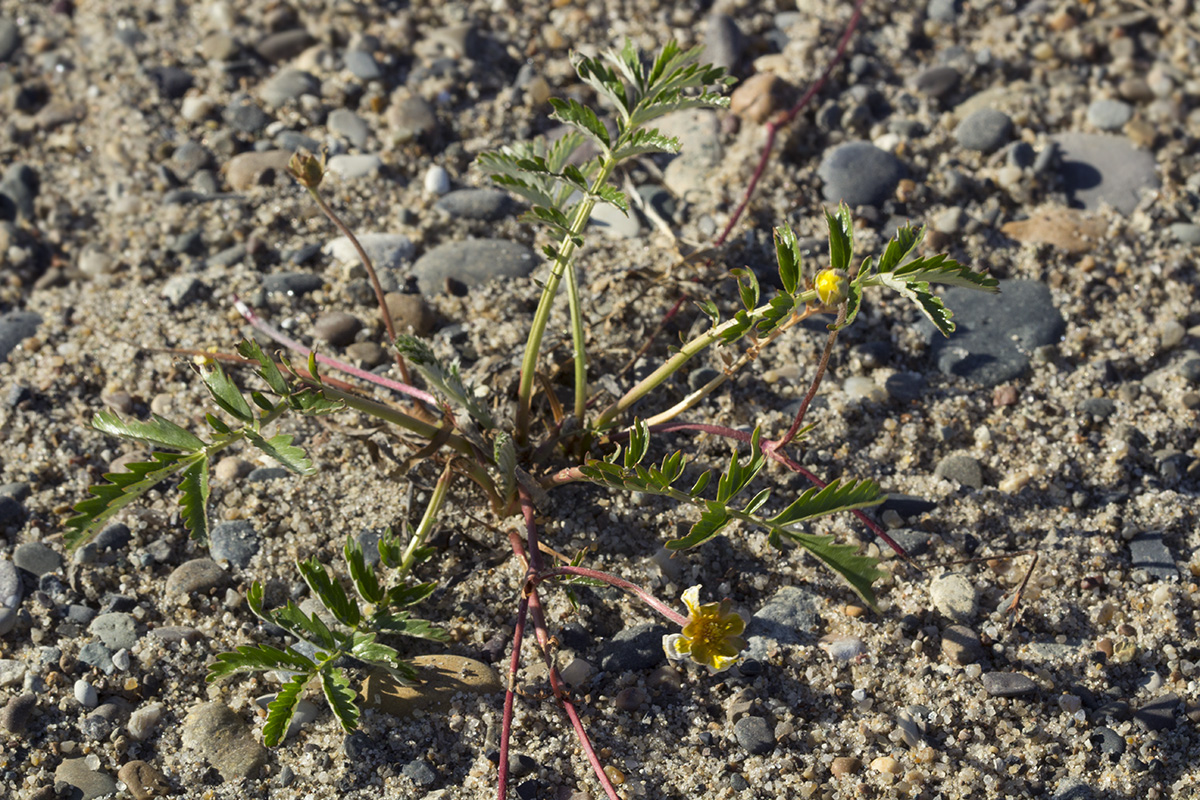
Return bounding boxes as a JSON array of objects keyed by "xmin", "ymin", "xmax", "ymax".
[
  {"xmin": 180, "ymin": 95, "xmax": 216, "ymax": 123},
  {"xmin": 112, "ymin": 648, "xmax": 131, "ymax": 671},
  {"xmin": 128, "ymin": 702, "xmax": 164, "ymax": 740},
  {"xmin": 424, "ymin": 165, "xmax": 451, "ymax": 195},
  {"xmin": 818, "ymin": 634, "xmax": 867, "ymax": 662},
  {"xmin": 74, "ymin": 679, "xmax": 98, "ymax": 709},
  {"xmin": 1151, "ymin": 584, "xmax": 1172, "ymax": 605}
]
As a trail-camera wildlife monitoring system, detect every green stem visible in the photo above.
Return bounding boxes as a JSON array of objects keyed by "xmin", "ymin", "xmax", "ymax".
[{"xmin": 400, "ymin": 462, "xmax": 454, "ymax": 576}]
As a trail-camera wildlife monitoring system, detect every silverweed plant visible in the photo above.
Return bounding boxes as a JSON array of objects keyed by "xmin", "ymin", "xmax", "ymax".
[{"xmin": 66, "ymin": 40, "xmax": 998, "ymax": 798}]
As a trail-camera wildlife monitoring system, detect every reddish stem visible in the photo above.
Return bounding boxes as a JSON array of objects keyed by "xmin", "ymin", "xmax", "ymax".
[
  {"xmin": 533, "ymin": 566, "xmax": 688, "ymax": 627},
  {"xmin": 713, "ymin": 0, "xmax": 867, "ymax": 248}
]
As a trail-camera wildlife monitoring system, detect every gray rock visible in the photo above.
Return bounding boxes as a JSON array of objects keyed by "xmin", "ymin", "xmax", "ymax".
[
  {"xmin": 925, "ymin": 280, "xmax": 1065, "ymax": 386},
  {"xmin": 598, "ymin": 623, "xmax": 670, "ymax": 672},
  {"xmin": 1128, "ymin": 532, "xmax": 1177, "ymax": 582},
  {"xmin": 0, "ymin": 311, "xmax": 41, "ymax": 362},
  {"xmin": 1006, "ymin": 141, "xmax": 1035, "ymax": 169},
  {"xmin": 314, "ymin": 311, "xmax": 362, "ymax": 346},
  {"xmin": 162, "ymin": 275, "xmax": 204, "ymax": 308},
  {"xmin": 165, "ymin": 558, "xmax": 228, "ymax": 597},
  {"xmin": 326, "ymin": 153, "xmax": 382, "ymax": 180},
  {"xmin": 182, "ymin": 702, "xmax": 268, "ymax": 780},
  {"xmin": 1052, "ymin": 133, "xmax": 1159, "ymax": 215},
  {"xmin": 927, "ymin": 0, "xmax": 961, "ymax": 22},
  {"xmin": 980, "ymin": 671, "xmax": 1037, "ymax": 698},
  {"xmin": 149, "ymin": 66, "xmax": 193, "ymax": 100},
  {"xmin": 0, "ymin": 495, "xmax": 24, "ymax": 527},
  {"xmin": 226, "ymin": 102, "xmax": 272, "ymax": 135},
  {"xmin": 276, "ymin": 130, "xmax": 322, "ymax": 153},
  {"xmin": 74, "ymin": 678, "xmax": 98, "ymax": 708},
  {"xmin": 589, "ymin": 200, "xmax": 640, "ymax": 239},
  {"xmin": 2, "ymin": 692, "xmax": 35, "ymax": 733},
  {"xmin": 0, "ymin": 17, "xmax": 20, "ymax": 62},
  {"xmin": 1077, "ymin": 396, "xmax": 1115, "ymax": 421},
  {"xmin": 323, "ymin": 232, "xmax": 414, "ymax": 273},
  {"xmin": 0, "ymin": 559, "xmax": 21, "ymax": 636},
  {"xmin": 89, "ymin": 612, "xmax": 139, "ymax": 651},
  {"xmin": 411, "ymin": 239, "xmax": 538, "ymax": 293},
  {"xmin": 77, "ymin": 642, "xmax": 115, "ymax": 674},
  {"xmin": 387, "ymin": 92, "xmax": 438, "ymax": 142},
  {"xmin": 885, "ymin": 371, "xmax": 926, "ymax": 402},
  {"xmin": 260, "ymin": 69, "xmax": 319, "ymax": 109},
  {"xmin": 1, "ymin": 163, "xmax": 39, "ymax": 220},
  {"xmin": 746, "ymin": 586, "xmax": 821, "ymax": 660},
  {"xmin": 1091, "ymin": 726, "xmax": 1124, "ymax": 760},
  {"xmin": 929, "ymin": 573, "xmax": 978, "ymax": 622},
  {"xmin": 934, "ymin": 453, "xmax": 983, "ymax": 489},
  {"xmin": 941, "ymin": 624, "xmax": 983, "ymax": 665},
  {"xmin": 327, "ymin": 108, "xmax": 370, "ymax": 149},
  {"xmin": 954, "ymin": 108, "xmax": 1012, "ymax": 152},
  {"xmin": 911, "ymin": 65, "xmax": 960, "ymax": 98},
  {"xmin": 1135, "ymin": 693, "xmax": 1179, "ymax": 731},
  {"xmin": 1087, "ymin": 98, "xmax": 1132, "ymax": 131},
  {"xmin": 817, "ymin": 141, "xmax": 904, "ymax": 207},
  {"xmin": 255, "ymin": 28, "xmax": 314, "ymax": 63},
  {"xmin": 733, "ymin": 715, "xmax": 775, "ymax": 755},
  {"xmin": 1168, "ymin": 222, "xmax": 1200, "ymax": 245},
  {"xmin": 344, "ymin": 49, "xmax": 384, "ymax": 81},
  {"xmin": 704, "ymin": 13, "xmax": 745, "ymax": 72},
  {"xmin": 13, "ymin": 542, "xmax": 61, "ymax": 576},
  {"xmin": 245, "ymin": 467, "xmax": 289, "ymax": 483},
  {"xmin": 210, "ymin": 520, "xmax": 261, "ymax": 568},
  {"xmin": 434, "ymin": 188, "xmax": 513, "ymax": 221},
  {"xmin": 54, "ymin": 757, "xmax": 118, "ymax": 800},
  {"xmin": 402, "ymin": 759, "xmax": 438, "ymax": 786}
]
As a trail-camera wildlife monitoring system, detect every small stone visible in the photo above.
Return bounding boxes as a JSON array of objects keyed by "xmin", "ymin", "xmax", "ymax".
[
  {"xmin": 1078, "ymin": 397, "xmax": 1115, "ymax": 421},
  {"xmin": 54, "ymin": 757, "xmax": 117, "ymax": 800},
  {"xmin": 327, "ymin": 108, "xmax": 371, "ymax": 149},
  {"xmin": 927, "ymin": 0, "xmax": 961, "ymax": 22},
  {"xmin": 214, "ymin": 456, "xmax": 253, "ymax": 482},
  {"xmin": 704, "ymin": 13, "xmax": 745, "ymax": 71},
  {"xmin": 345, "ymin": 341, "xmax": 386, "ymax": 367},
  {"xmin": 402, "ymin": 759, "xmax": 438, "ymax": 786},
  {"xmin": 383, "ymin": 293, "xmax": 435, "ymax": 336},
  {"xmin": 13, "ymin": 542, "xmax": 61, "ymax": 576},
  {"xmin": 1087, "ymin": 98, "xmax": 1133, "ymax": 131},
  {"xmin": 127, "ymin": 702, "xmax": 164, "ymax": 741},
  {"xmin": 818, "ymin": 635, "xmax": 867, "ymax": 661},
  {"xmin": 732, "ymin": 715, "xmax": 775, "ymax": 755},
  {"xmin": 1135, "ymin": 693, "xmax": 1180, "ymax": 732},
  {"xmin": 260, "ymin": 68, "xmax": 319, "ymax": 109},
  {"xmin": 314, "ymin": 311, "xmax": 362, "ymax": 346},
  {"xmin": 183, "ymin": 703, "xmax": 267, "ymax": 780},
  {"xmin": 559, "ymin": 658, "xmax": 595, "ymax": 689},
  {"xmin": 148, "ymin": 66, "xmax": 193, "ymax": 100},
  {"xmin": 0, "ymin": 311, "xmax": 42, "ymax": 362},
  {"xmin": 817, "ymin": 141, "xmax": 905, "ymax": 207},
  {"xmin": 1053, "ymin": 133, "xmax": 1159, "ymax": 215},
  {"xmin": 255, "ymin": 28, "xmax": 314, "ymax": 63},
  {"xmin": 74, "ymin": 678, "xmax": 98, "ymax": 709},
  {"xmin": 929, "ymin": 573, "xmax": 978, "ymax": 622},
  {"xmin": 934, "ymin": 453, "xmax": 983, "ymax": 489},
  {"xmin": 435, "ymin": 188, "xmax": 513, "ymax": 221},
  {"xmin": 1128, "ymin": 533, "xmax": 1177, "ymax": 582},
  {"xmin": 411, "ymin": 239, "xmax": 538, "ymax": 294},
  {"xmin": 326, "ymin": 154, "xmax": 383, "ymax": 180},
  {"xmin": 423, "ymin": 165, "xmax": 451, "ymax": 195},
  {"xmin": 2, "ymin": 693, "xmax": 36, "ymax": 733},
  {"xmin": 910, "ymin": 65, "xmax": 960, "ymax": 98},
  {"xmin": 599, "ymin": 623, "xmax": 671, "ymax": 672},
  {"xmin": 0, "ymin": 17, "xmax": 21, "ymax": 62},
  {"xmin": 361, "ymin": 654, "xmax": 502, "ymax": 716},
  {"xmin": 1091, "ymin": 726, "xmax": 1125, "ymax": 761},
  {"xmin": 884, "ymin": 372, "xmax": 925, "ymax": 402},
  {"xmin": 980, "ymin": 671, "xmax": 1037, "ymax": 698},
  {"xmin": 1168, "ymin": 222, "xmax": 1200, "ymax": 245},
  {"xmin": 89, "ymin": 612, "xmax": 138, "ymax": 651},
  {"xmin": 843, "ymin": 376, "xmax": 887, "ymax": 402},
  {"xmin": 830, "ymin": 756, "xmax": 862, "ymax": 778},
  {"xmin": 117, "ymin": 761, "xmax": 171, "ymax": 800},
  {"xmin": 165, "ymin": 558, "xmax": 228, "ymax": 597},
  {"xmin": 730, "ymin": 72, "xmax": 788, "ymax": 124},
  {"xmin": 870, "ymin": 756, "xmax": 902, "ymax": 774},
  {"xmin": 225, "ymin": 150, "xmax": 293, "ymax": 191},
  {"xmin": 954, "ymin": 108, "xmax": 1012, "ymax": 152},
  {"xmin": 323, "ymin": 232, "xmax": 414, "ymax": 273},
  {"xmin": 209, "ymin": 521, "xmax": 261, "ymax": 569},
  {"xmin": 343, "ymin": 49, "xmax": 383, "ymax": 81},
  {"xmin": 614, "ymin": 687, "xmax": 648, "ymax": 711},
  {"xmin": 941, "ymin": 624, "xmax": 983, "ymax": 664},
  {"xmin": 387, "ymin": 90, "xmax": 438, "ymax": 142}
]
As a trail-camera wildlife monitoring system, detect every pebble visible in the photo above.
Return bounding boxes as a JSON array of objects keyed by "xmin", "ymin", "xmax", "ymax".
[
  {"xmin": 263, "ymin": 272, "xmax": 323, "ymax": 297},
  {"xmin": 54, "ymin": 757, "xmax": 118, "ymax": 800},
  {"xmin": 884, "ymin": 372, "xmax": 925, "ymax": 402},
  {"xmin": 255, "ymin": 28, "xmax": 314, "ymax": 64},
  {"xmin": 13, "ymin": 541, "xmax": 61, "ymax": 576},
  {"xmin": 1087, "ymin": 99, "xmax": 1133, "ymax": 132},
  {"xmin": 818, "ymin": 635, "xmax": 867, "ymax": 662},
  {"xmin": 817, "ymin": 141, "xmax": 905, "ymax": 207},
  {"xmin": 435, "ymin": 188, "xmax": 513, "ymax": 221},
  {"xmin": 746, "ymin": 586, "xmax": 821, "ymax": 659},
  {"xmin": 384, "ymin": 292, "xmax": 435, "ymax": 335},
  {"xmin": 246, "ymin": 466, "xmax": 289, "ymax": 483},
  {"xmin": 925, "ymin": 280, "xmax": 1065, "ymax": 386},
  {"xmin": 89, "ymin": 612, "xmax": 138, "ymax": 651},
  {"xmin": 424, "ymin": 164, "xmax": 452, "ymax": 195},
  {"xmin": 614, "ymin": 687, "xmax": 649, "ymax": 711},
  {"xmin": 1135, "ymin": 693, "xmax": 1179, "ymax": 732},
  {"xmin": 182, "ymin": 702, "xmax": 268, "ymax": 780},
  {"xmin": 732, "ymin": 715, "xmax": 775, "ymax": 755},
  {"xmin": 730, "ymin": 72, "xmax": 788, "ymax": 124},
  {"xmin": 0, "ymin": 311, "xmax": 42, "ymax": 362},
  {"xmin": 74, "ymin": 678, "xmax": 98, "ymax": 708},
  {"xmin": 590, "ymin": 200, "xmax": 640, "ymax": 239},
  {"xmin": 326, "ymin": 153, "xmax": 386, "ymax": 181},
  {"xmin": 1052, "ymin": 133, "xmax": 1159, "ymax": 215},
  {"xmin": 161, "ymin": 275, "xmax": 204, "ymax": 308},
  {"xmin": 411, "ymin": 239, "xmax": 538, "ymax": 294},
  {"xmin": 361, "ymin": 654, "xmax": 501, "ymax": 716},
  {"xmin": 1091, "ymin": 726, "xmax": 1125, "ymax": 761},
  {"xmin": 165, "ymin": 558, "xmax": 228, "ymax": 597},
  {"xmin": 1001, "ymin": 206, "xmax": 1107, "ymax": 254},
  {"xmin": 149, "ymin": 66, "xmax": 193, "ymax": 100},
  {"xmin": 1127, "ymin": 533, "xmax": 1177, "ymax": 582},
  {"xmin": 0, "ymin": 17, "xmax": 20, "ymax": 62},
  {"xmin": 387, "ymin": 90, "xmax": 439, "ymax": 142},
  {"xmin": 323, "ymin": 232, "xmax": 414, "ymax": 273},
  {"xmin": 314, "ymin": 311, "xmax": 362, "ymax": 346},
  {"xmin": 225, "ymin": 149, "xmax": 293, "ymax": 191},
  {"xmin": 209, "ymin": 520, "xmax": 261, "ymax": 568},
  {"xmin": 934, "ymin": 453, "xmax": 983, "ymax": 489},
  {"xmin": 704, "ymin": 13, "xmax": 745, "ymax": 72},
  {"xmin": 345, "ymin": 341, "xmax": 386, "ymax": 367},
  {"xmin": 559, "ymin": 657, "xmax": 595, "ymax": 688},
  {"xmin": 343, "ymin": 49, "xmax": 384, "ymax": 81},
  {"xmin": 830, "ymin": 756, "xmax": 862, "ymax": 777},
  {"xmin": 327, "ymin": 108, "xmax": 371, "ymax": 150},
  {"xmin": 259, "ymin": 68, "xmax": 319, "ymax": 109},
  {"xmin": 954, "ymin": 108, "xmax": 1013, "ymax": 152},
  {"xmin": 980, "ymin": 671, "xmax": 1037, "ymax": 698},
  {"xmin": 127, "ymin": 702, "xmax": 164, "ymax": 741},
  {"xmin": 2, "ymin": 692, "xmax": 36, "ymax": 733},
  {"xmin": 929, "ymin": 573, "xmax": 978, "ymax": 623},
  {"xmin": 843, "ymin": 376, "xmax": 887, "ymax": 402},
  {"xmin": 403, "ymin": 759, "xmax": 438, "ymax": 786},
  {"xmin": 117, "ymin": 761, "xmax": 171, "ymax": 800},
  {"xmin": 0, "ymin": 558, "xmax": 23, "ymax": 636},
  {"xmin": 910, "ymin": 65, "xmax": 960, "ymax": 99},
  {"xmin": 941, "ymin": 623, "xmax": 983, "ymax": 665},
  {"xmin": 927, "ymin": 0, "xmax": 961, "ymax": 22},
  {"xmin": 598, "ymin": 623, "xmax": 671, "ymax": 671},
  {"xmin": 1168, "ymin": 222, "xmax": 1200, "ymax": 245},
  {"xmin": 870, "ymin": 756, "xmax": 902, "ymax": 774},
  {"xmin": 0, "ymin": 163, "xmax": 39, "ymax": 221}
]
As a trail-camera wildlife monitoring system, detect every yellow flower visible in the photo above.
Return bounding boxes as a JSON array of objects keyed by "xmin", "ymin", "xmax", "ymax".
[
  {"xmin": 663, "ymin": 585, "xmax": 747, "ymax": 673},
  {"xmin": 814, "ymin": 268, "xmax": 849, "ymax": 306}
]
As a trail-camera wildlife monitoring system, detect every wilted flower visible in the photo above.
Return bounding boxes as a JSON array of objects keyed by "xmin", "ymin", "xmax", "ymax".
[
  {"xmin": 287, "ymin": 149, "xmax": 326, "ymax": 190},
  {"xmin": 662, "ymin": 585, "xmax": 747, "ymax": 673},
  {"xmin": 814, "ymin": 268, "xmax": 849, "ymax": 306}
]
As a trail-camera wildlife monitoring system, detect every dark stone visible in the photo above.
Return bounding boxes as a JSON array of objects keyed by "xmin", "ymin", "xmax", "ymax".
[
  {"xmin": 980, "ymin": 671, "xmax": 1037, "ymax": 698},
  {"xmin": 1128, "ymin": 532, "xmax": 1177, "ymax": 582},
  {"xmin": 598, "ymin": 623, "xmax": 670, "ymax": 672},
  {"xmin": 1135, "ymin": 693, "xmax": 1179, "ymax": 732},
  {"xmin": 149, "ymin": 66, "xmax": 193, "ymax": 99},
  {"xmin": 817, "ymin": 141, "xmax": 905, "ymax": 207},
  {"xmin": 0, "ymin": 311, "xmax": 43, "ymax": 362},
  {"xmin": 732, "ymin": 715, "xmax": 775, "ymax": 755},
  {"xmin": 1091, "ymin": 726, "xmax": 1124, "ymax": 761}
]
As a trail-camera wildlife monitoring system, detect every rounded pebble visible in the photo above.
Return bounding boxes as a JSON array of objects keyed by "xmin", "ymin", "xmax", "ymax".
[{"xmin": 954, "ymin": 108, "xmax": 1013, "ymax": 152}]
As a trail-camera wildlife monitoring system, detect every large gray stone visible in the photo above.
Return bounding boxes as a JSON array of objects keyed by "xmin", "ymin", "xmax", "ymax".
[
  {"xmin": 1052, "ymin": 133, "xmax": 1159, "ymax": 215},
  {"xmin": 817, "ymin": 141, "xmax": 905, "ymax": 207},
  {"xmin": 410, "ymin": 239, "xmax": 538, "ymax": 293}
]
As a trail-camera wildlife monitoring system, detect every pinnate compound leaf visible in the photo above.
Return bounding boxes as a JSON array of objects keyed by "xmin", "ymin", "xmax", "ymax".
[
  {"xmin": 769, "ymin": 478, "xmax": 885, "ymax": 527},
  {"xmin": 825, "ymin": 204, "xmax": 854, "ymax": 273},
  {"xmin": 488, "ymin": 174, "xmax": 558, "ymax": 210},
  {"xmin": 200, "ymin": 363, "xmax": 254, "ymax": 423},
  {"xmin": 243, "ymin": 430, "xmax": 316, "ymax": 475},
  {"xmin": 386, "ymin": 582, "xmax": 437, "ymax": 608},
  {"xmin": 889, "ymin": 254, "xmax": 999, "ymax": 292},
  {"xmin": 289, "ymin": 388, "xmax": 343, "ymax": 415},
  {"xmin": 666, "ymin": 501, "xmax": 730, "ymax": 549},
  {"xmin": 877, "ymin": 277, "xmax": 956, "ymax": 336},
  {"xmin": 263, "ymin": 673, "xmax": 309, "ymax": 747},
  {"xmin": 321, "ymin": 666, "xmax": 360, "ymax": 733},
  {"xmin": 298, "ymin": 557, "xmax": 360, "ymax": 628},
  {"xmin": 92, "ymin": 409, "xmax": 206, "ymax": 452},
  {"xmin": 349, "ymin": 633, "xmax": 402, "ymax": 667},
  {"xmin": 374, "ymin": 612, "xmax": 447, "ymax": 641},
  {"xmin": 612, "ymin": 128, "xmax": 680, "ymax": 160},
  {"xmin": 548, "ymin": 97, "xmax": 610, "ymax": 150},
  {"xmin": 178, "ymin": 457, "xmax": 210, "ymax": 544},
  {"xmin": 206, "ymin": 643, "xmax": 316, "ymax": 680},
  {"xmin": 778, "ymin": 529, "xmax": 885, "ymax": 609},
  {"xmin": 624, "ymin": 418, "xmax": 650, "ymax": 468},
  {"xmin": 344, "ymin": 536, "xmax": 383, "ymax": 606},
  {"xmin": 237, "ymin": 339, "xmax": 289, "ymax": 396},
  {"xmin": 65, "ymin": 452, "xmax": 197, "ymax": 549},
  {"xmin": 591, "ymin": 182, "xmax": 629, "ymax": 214},
  {"xmin": 877, "ymin": 223, "xmax": 924, "ymax": 274}
]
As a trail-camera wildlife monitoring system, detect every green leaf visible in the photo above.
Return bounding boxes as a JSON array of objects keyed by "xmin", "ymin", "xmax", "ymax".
[
  {"xmin": 611, "ymin": 128, "xmax": 680, "ymax": 160},
  {"xmin": 743, "ymin": 487, "xmax": 771, "ymax": 516},
  {"xmin": 877, "ymin": 223, "xmax": 924, "ymax": 274},
  {"xmin": 591, "ymin": 182, "xmax": 629, "ymax": 214},
  {"xmin": 249, "ymin": 584, "xmax": 338, "ymax": 651},
  {"xmin": 205, "ymin": 413, "xmax": 232, "ymax": 435},
  {"xmin": 378, "ymin": 527, "xmax": 405, "ymax": 569},
  {"xmin": 624, "ymin": 418, "xmax": 650, "ymax": 468},
  {"xmin": 178, "ymin": 457, "xmax": 210, "ymax": 544},
  {"xmin": 91, "ymin": 409, "xmax": 206, "ymax": 452},
  {"xmin": 488, "ymin": 174, "xmax": 558, "ymax": 210},
  {"xmin": 730, "ymin": 268, "xmax": 759, "ymax": 312},
  {"xmin": 889, "ymin": 253, "xmax": 999, "ymax": 292},
  {"xmin": 298, "ymin": 557, "xmax": 360, "ymax": 628},
  {"xmin": 696, "ymin": 299, "xmax": 721, "ymax": 327},
  {"xmin": 263, "ymin": 673, "xmax": 309, "ymax": 747},
  {"xmin": 666, "ymin": 500, "xmax": 730, "ymax": 549},
  {"xmin": 250, "ymin": 392, "xmax": 276, "ymax": 413},
  {"xmin": 548, "ymin": 97, "xmax": 610, "ymax": 150},
  {"xmin": 688, "ymin": 470, "xmax": 712, "ymax": 497},
  {"xmin": 769, "ymin": 478, "xmax": 885, "ymax": 527},
  {"xmin": 574, "ymin": 52, "xmax": 631, "ymax": 121},
  {"xmin": 349, "ymin": 632, "xmax": 402, "ymax": 666},
  {"xmin": 774, "ymin": 224, "xmax": 801, "ymax": 296},
  {"xmin": 243, "ymin": 430, "xmax": 316, "ymax": 475},
  {"xmin": 321, "ymin": 666, "xmax": 361, "ymax": 733},
  {"xmin": 876, "ymin": 276, "xmax": 956, "ymax": 336},
  {"xmin": 778, "ymin": 529, "xmax": 885, "ymax": 609},
  {"xmin": 494, "ymin": 432, "xmax": 516, "ymax": 503},
  {"xmin": 237, "ymin": 339, "xmax": 289, "ymax": 396},
  {"xmin": 289, "ymin": 389, "xmax": 343, "ymax": 415},
  {"xmin": 825, "ymin": 204, "xmax": 854, "ymax": 273},
  {"xmin": 386, "ymin": 582, "xmax": 437, "ymax": 608},
  {"xmin": 831, "ymin": 282, "xmax": 864, "ymax": 332},
  {"xmin": 65, "ymin": 451, "xmax": 200, "ymax": 549},
  {"xmin": 206, "ymin": 643, "xmax": 317, "ymax": 680},
  {"xmin": 373, "ymin": 612, "xmax": 447, "ymax": 641},
  {"xmin": 344, "ymin": 536, "xmax": 383, "ymax": 606},
  {"xmin": 200, "ymin": 363, "xmax": 254, "ymax": 423}
]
